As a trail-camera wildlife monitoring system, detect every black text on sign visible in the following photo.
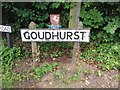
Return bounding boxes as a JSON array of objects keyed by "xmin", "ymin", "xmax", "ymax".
[
  {"xmin": 0, "ymin": 25, "xmax": 11, "ymax": 33},
  {"xmin": 21, "ymin": 29, "xmax": 90, "ymax": 42}
]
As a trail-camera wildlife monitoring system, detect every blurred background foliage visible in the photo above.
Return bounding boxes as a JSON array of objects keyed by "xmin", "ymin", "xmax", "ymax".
[{"xmin": 2, "ymin": 2, "xmax": 120, "ymax": 70}]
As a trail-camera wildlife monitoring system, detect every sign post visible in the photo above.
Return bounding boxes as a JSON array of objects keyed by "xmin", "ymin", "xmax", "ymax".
[
  {"xmin": 28, "ymin": 21, "xmax": 40, "ymax": 67},
  {"xmin": 72, "ymin": 21, "xmax": 83, "ymax": 65},
  {"xmin": 68, "ymin": 2, "xmax": 81, "ymax": 66},
  {"xmin": 20, "ymin": 14, "xmax": 90, "ymax": 66},
  {"xmin": 21, "ymin": 23, "xmax": 90, "ymax": 68}
]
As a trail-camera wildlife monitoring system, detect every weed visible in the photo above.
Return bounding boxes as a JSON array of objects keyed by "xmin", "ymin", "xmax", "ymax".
[
  {"xmin": 1, "ymin": 42, "xmax": 30, "ymax": 88},
  {"xmin": 34, "ymin": 62, "xmax": 58, "ymax": 80},
  {"xmin": 70, "ymin": 73, "xmax": 79, "ymax": 81},
  {"xmin": 50, "ymin": 51, "xmax": 64, "ymax": 58},
  {"xmin": 22, "ymin": 49, "xmax": 30, "ymax": 59},
  {"xmin": 55, "ymin": 70, "xmax": 64, "ymax": 79},
  {"xmin": 77, "ymin": 65, "xmax": 87, "ymax": 74},
  {"xmin": 96, "ymin": 70, "xmax": 104, "ymax": 77},
  {"xmin": 80, "ymin": 43, "xmax": 120, "ymax": 70},
  {"xmin": 114, "ymin": 75, "xmax": 120, "ymax": 80}
]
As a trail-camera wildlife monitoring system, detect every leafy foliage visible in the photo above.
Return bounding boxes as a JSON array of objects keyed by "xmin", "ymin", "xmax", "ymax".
[
  {"xmin": 1, "ymin": 44, "xmax": 21, "ymax": 87},
  {"xmin": 103, "ymin": 17, "xmax": 120, "ymax": 34},
  {"xmin": 50, "ymin": 51, "xmax": 64, "ymax": 58},
  {"xmin": 55, "ymin": 70, "xmax": 64, "ymax": 78},
  {"xmin": 79, "ymin": 2, "xmax": 120, "ymax": 70},
  {"xmin": 80, "ymin": 42, "xmax": 120, "ymax": 70},
  {"xmin": 80, "ymin": 2, "xmax": 120, "ymax": 34},
  {"xmin": 80, "ymin": 6, "xmax": 103, "ymax": 28},
  {"xmin": 1, "ymin": 45, "xmax": 21, "ymax": 70},
  {"xmin": 34, "ymin": 62, "xmax": 58, "ymax": 80},
  {"xmin": 1, "ymin": 40, "xmax": 30, "ymax": 88}
]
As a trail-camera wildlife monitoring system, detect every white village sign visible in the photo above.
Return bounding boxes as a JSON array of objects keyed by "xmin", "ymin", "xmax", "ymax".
[
  {"xmin": 0, "ymin": 25, "xmax": 11, "ymax": 33},
  {"xmin": 21, "ymin": 29, "xmax": 90, "ymax": 42}
]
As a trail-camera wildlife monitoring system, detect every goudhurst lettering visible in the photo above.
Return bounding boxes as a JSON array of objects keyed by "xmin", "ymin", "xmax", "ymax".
[
  {"xmin": 31, "ymin": 32, "xmax": 37, "ymax": 39},
  {"xmin": 38, "ymin": 32, "xmax": 44, "ymax": 39},
  {"xmin": 45, "ymin": 32, "xmax": 51, "ymax": 40},
  {"xmin": 67, "ymin": 32, "xmax": 73, "ymax": 40},
  {"xmin": 74, "ymin": 31, "xmax": 79, "ymax": 40},
  {"xmin": 22, "ymin": 30, "xmax": 88, "ymax": 41},
  {"xmin": 59, "ymin": 32, "xmax": 66, "ymax": 40},
  {"xmin": 80, "ymin": 32, "xmax": 86, "ymax": 40},
  {"xmin": 24, "ymin": 31, "xmax": 30, "ymax": 39},
  {"xmin": 52, "ymin": 32, "xmax": 59, "ymax": 39}
]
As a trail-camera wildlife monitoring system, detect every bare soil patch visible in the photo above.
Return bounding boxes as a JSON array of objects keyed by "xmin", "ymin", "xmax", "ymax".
[{"xmin": 13, "ymin": 57, "xmax": 119, "ymax": 88}]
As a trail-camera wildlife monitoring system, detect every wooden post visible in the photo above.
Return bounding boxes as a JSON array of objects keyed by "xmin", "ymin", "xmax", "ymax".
[
  {"xmin": 72, "ymin": 21, "xmax": 83, "ymax": 64},
  {"xmin": 29, "ymin": 21, "xmax": 39, "ymax": 66},
  {"xmin": 69, "ymin": 2, "xmax": 81, "ymax": 65},
  {"xmin": 69, "ymin": 3, "xmax": 81, "ymax": 29}
]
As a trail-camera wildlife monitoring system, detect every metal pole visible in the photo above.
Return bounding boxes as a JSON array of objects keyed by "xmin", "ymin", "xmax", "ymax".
[
  {"xmin": 6, "ymin": 23, "xmax": 12, "ymax": 49},
  {"xmin": 6, "ymin": 32, "xmax": 11, "ymax": 49},
  {"xmin": 0, "ymin": 1, "xmax": 2, "ymax": 89}
]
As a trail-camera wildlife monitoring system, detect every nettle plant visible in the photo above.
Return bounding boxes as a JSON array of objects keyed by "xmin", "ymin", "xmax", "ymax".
[
  {"xmin": 1, "ymin": 45, "xmax": 21, "ymax": 70},
  {"xmin": 1, "ymin": 40, "xmax": 30, "ymax": 88},
  {"xmin": 80, "ymin": 2, "xmax": 120, "ymax": 70},
  {"xmin": 103, "ymin": 16, "xmax": 120, "ymax": 34},
  {"xmin": 1, "ymin": 43, "xmax": 21, "ymax": 88},
  {"xmin": 80, "ymin": 43, "xmax": 120, "ymax": 70},
  {"xmin": 80, "ymin": 6, "xmax": 104, "ymax": 28},
  {"xmin": 80, "ymin": 2, "xmax": 120, "ymax": 33},
  {"xmin": 34, "ymin": 62, "xmax": 58, "ymax": 80}
]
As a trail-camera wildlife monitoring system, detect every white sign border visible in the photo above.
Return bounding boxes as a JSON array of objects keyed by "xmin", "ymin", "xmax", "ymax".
[
  {"xmin": 21, "ymin": 29, "xmax": 90, "ymax": 42},
  {"xmin": 0, "ymin": 25, "xmax": 12, "ymax": 33}
]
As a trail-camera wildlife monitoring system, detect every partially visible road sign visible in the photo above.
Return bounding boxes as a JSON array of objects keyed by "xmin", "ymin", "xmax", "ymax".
[{"xmin": 0, "ymin": 25, "xmax": 11, "ymax": 33}]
